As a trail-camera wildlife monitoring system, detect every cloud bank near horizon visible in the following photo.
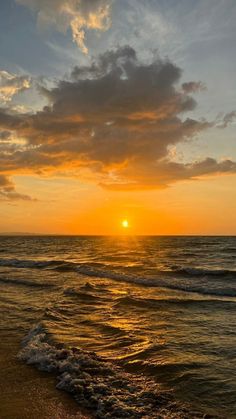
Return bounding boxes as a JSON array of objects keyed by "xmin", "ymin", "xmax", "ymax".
[{"xmin": 0, "ymin": 46, "xmax": 236, "ymax": 199}]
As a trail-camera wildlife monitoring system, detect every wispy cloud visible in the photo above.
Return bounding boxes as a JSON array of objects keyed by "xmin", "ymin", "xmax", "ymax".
[
  {"xmin": 217, "ymin": 111, "xmax": 236, "ymax": 129},
  {"xmin": 16, "ymin": 0, "xmax": 112, "ymax": 54},
  {"xmin": 0, "ymin": 70, "xmax": 31, "ymax": 105}
]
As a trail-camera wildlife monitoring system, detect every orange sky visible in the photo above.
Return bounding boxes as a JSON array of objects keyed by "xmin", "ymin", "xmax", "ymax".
[{"xmin": 1, "ymin": 174, "xmax": 235, "ymax": 235}]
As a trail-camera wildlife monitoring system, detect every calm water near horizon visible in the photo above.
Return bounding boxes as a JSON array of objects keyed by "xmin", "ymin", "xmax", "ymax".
[{"xmin": 0, "ymin": 235, "xmax": 236, "ymax": 418}]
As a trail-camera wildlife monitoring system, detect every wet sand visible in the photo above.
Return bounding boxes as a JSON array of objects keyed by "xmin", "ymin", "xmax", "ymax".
[{"xmin": 0, "ymin": 335, "xmax": 92, "ymax": 419}]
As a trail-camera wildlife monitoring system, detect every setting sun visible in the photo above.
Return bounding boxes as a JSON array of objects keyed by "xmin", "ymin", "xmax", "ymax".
[{"xmin": 122, "ymin": 219, "xmax": 129, "ymax": 228}]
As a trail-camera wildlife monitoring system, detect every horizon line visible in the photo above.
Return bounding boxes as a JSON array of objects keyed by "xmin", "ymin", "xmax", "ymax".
[{"xmin": 0, "ymin": 232, "xmax": 235, "ymax": 237}]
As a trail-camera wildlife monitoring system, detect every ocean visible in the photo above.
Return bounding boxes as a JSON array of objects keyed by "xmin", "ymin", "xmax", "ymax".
[{"xmin": 0, "ymin": 235, "xmax": 236, "ymax": 418}]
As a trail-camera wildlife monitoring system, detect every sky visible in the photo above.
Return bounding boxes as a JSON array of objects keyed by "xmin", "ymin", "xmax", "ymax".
[{"xmin": 0, "ymin": 0, "xmax": 236, "ymax": 235}]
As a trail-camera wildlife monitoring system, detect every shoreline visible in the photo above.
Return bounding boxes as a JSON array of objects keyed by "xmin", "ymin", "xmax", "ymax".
[
  {"xmin": 0, "ymin": 333, "xmax": 92, "ymax": 419},
  {"xmin": 0, "ymin": 314, "xmax": 223, "ymax": 419},
  {"xmin": 16, "ymin": 324, "xmax": 212, "ymax": 419}
]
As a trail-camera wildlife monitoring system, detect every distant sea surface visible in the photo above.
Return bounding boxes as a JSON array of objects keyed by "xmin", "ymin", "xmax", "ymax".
[{"xmin": 0, "ymin": 236, "xmax": 236, "ymax": 418}]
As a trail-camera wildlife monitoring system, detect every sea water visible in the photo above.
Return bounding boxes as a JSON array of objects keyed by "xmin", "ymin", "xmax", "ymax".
[{"xmin": 0, "ymin": 236, "xmax": 236, "ymax": 418}]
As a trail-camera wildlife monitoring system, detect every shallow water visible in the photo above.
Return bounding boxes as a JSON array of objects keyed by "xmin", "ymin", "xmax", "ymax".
[{"xmin": 0, "ymin": 235, "xmax": 236, "ymax": 418}]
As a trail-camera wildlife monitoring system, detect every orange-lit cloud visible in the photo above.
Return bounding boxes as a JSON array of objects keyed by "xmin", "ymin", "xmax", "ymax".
[
  {"xmin": 0, "ymin": 46, "xmax": 236, "ymax": 196},
  {"xmin": 0, "ymin": 70, "xmax": 31, "ymax": 105},
  {"xmin": 0, "ymin": 174, "xmax": 34, "ymax": 201}
]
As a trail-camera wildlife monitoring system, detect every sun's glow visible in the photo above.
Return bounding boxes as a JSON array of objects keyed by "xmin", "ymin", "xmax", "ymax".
[{"xmin": 122, "ymin": 219, "xmax": 129, "ymax": 228}]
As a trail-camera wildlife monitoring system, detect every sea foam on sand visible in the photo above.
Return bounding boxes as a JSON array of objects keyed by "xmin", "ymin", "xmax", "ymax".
[{"xmin": 18, "ymin": 324, "xmax": 209, "ymax": 419}]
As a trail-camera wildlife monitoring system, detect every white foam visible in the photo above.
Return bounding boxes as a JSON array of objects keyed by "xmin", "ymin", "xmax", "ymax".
[{"xmin": 18, "ymin": 324, "xmax": 203, "ymax": 418}]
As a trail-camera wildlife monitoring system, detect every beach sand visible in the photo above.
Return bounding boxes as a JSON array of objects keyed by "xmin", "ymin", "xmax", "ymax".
[{"xmin": 0, "ymin": 335, "xmax": 92, "ymax": 419}]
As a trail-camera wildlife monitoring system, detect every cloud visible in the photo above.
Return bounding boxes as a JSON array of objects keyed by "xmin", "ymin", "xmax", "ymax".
[
  {"xmin": 0, "ymin": 46, "xmax": 235, "ymax": 190},
  {"xmin": 182, "ymin": 81, "xmax": 206, "ymax": 93},
  {"xmin": 0, "ymin": 70, "xmax": 31, "ymax": 105},
  {"xmin": 0, "ymin": 174, "xmax": 35, "ymax": 201},
  {"xmin": 217, "ymin": 111, "xmax": 236, "ymax": 129},
  {"xmin": 16, "ymin": 0, "xmax": 111, "ymax": 54},
  {"xmin": 102, "ymin": 158, "xmax": 236, "ymax": 190},
  {"xmin": 0, "ymin": 130, "xmax": 12, "ymax": 141}
]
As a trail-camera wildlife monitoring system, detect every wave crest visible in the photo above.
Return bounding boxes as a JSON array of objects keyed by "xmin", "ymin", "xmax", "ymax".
[
  {"xmin": 18, "ymin": 324, "xmax": 206, "ymax": 418},
  {"xmin": 1, "ymin": 258, "xmax": 236, "ymax": 298}
]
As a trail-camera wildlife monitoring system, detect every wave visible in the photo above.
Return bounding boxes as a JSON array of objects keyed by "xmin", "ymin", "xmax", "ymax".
[
  {"xmin": 171, "ymin": 266, "xmax": 236, "ymax": 277},
  {"xmin": 0, "ymin": 258, "xmax": 77, "ymax": 271},
  {"xmin": 1, "ymin": 258, "xmax": 236, "ymax": 298},
  {"xmin": 63, "ymin": 287, "xmax": 104, "ymax": 304},
  {"xmin": 1, "ymin": 257, "xmax": 236, "ymax": 277},
  {"xmin": 221, "ymin": 247, "xmax": 236, "ymax": 253},
  {"xmin": 0, "ymin": 276, "xmax": 57, "ymax": 288},
  {"xmin": 75, "ymin": 268, "xmax": 236, "ymax": 298},
  {"xmin": 113, "ymin": 295, "xmax": 236, "ymax": 310},
  {"xmin": 1, "ymin": 257, "xmax": 236, "ymax": 278},
  {"xmin": 18, "ymin": 324, "xmax": 206, "ymax": 418}
]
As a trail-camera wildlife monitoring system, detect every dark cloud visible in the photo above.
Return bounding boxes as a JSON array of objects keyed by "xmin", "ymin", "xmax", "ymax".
[
  {"xmin": 0, "ymin": 46, "xmax": 235, "ymax": 190},
  {"xmin": 182, "ymin": 81, "xmax": 206, "ymax": 93},
  {"xmin": 0, "ymin": 130, "xmax": 12, "ymax": 141}
]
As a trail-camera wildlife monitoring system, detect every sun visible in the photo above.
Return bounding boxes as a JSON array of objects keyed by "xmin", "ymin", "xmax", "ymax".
[{"xmin": 122, "ymin": 219, "xmax": 129, "ymax": 228}]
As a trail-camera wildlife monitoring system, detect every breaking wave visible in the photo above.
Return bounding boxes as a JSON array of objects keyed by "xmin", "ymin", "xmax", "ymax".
[
  {"xmin": 17, "ymin": 324, "xmax": 207, "ymax": 418},
  {"xmin": 1, "ymin": 257, "xmax": 236, "ymax": 298}
]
